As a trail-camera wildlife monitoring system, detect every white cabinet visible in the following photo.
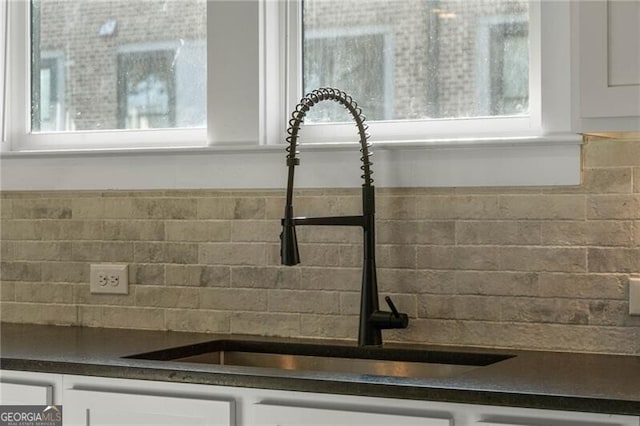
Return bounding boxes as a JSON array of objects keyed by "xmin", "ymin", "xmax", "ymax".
[
  {"xmin": 63, "ymin": 376, "xmax": 234, "ymax": 426},
  {"xmin": 251, "ymin": 400, "xmax": 639, "ymax": 426},
  {"xmin": 64, "ymin": 389, "xmax": 233, "ymax": 426},
  {"xmin": 2, "ymin": 370, "xmax": 639, "ymax": 426},
  {"xmin": 476, "ymin": 422, "xmax": 635, "ymax": 426},
  {"xmin": 253, "ymin": 402, "xmax": 452, "ymax": 426},
  {"xmin": 0, "ymin": 382, "xmax": 53, "ymax": 405},
  {"xmin": 0, "ymin": 370, "xmax": 62, "ymax": 405},
  {"xmin": 576, "ymin": 0, "xmax": 640, "ymax": 133},
  {"xmin": 472, "ymin": 406, "xmax": 640, "ymax": 426}
]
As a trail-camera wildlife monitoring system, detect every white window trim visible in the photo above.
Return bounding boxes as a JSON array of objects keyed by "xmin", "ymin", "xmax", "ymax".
[
  {"xmin": 0, "ymin": 0, "xmax": 581, "ymax": 191},
  {"xmin": 0, "ymin": 0, "xmax": 7, "ymax": 143}
]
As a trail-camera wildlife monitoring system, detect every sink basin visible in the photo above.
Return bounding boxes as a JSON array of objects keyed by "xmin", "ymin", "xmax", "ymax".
[{"xmin": 126, "ymin": 340, "xmax": 514, "ymax": 379}]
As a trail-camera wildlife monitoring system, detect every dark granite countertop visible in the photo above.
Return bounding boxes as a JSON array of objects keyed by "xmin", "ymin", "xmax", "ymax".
[{"xmin": 1, "ymin": 323, "xmax": 639, "ymax": 416}]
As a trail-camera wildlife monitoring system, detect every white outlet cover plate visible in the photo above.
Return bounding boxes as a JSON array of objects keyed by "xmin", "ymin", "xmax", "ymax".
[
  {"xmin": 630, "ymin": 278, "xmax": 640, "ymax": 315},
  {"xmin": 90, "ymin": 264, "xmax": 129, "ymax": 295}
]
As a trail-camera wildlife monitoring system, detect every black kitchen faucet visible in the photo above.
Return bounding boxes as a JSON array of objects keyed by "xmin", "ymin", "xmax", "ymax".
[{"xmin": 280, "ymin": 88, "xmax": 409, "ymax": 347}]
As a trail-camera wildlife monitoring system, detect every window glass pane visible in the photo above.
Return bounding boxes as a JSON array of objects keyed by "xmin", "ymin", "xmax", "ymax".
[
  {"xmin": 31, "ymin": 0, "xmax": 206, "ymax": 132},
  {"xmin": 118, "ymin": 50, "xmax": 175, "ymax": 129},
  {"xmin": 302, "ymin": 0, "xmax": 529, "ymax": 123}
]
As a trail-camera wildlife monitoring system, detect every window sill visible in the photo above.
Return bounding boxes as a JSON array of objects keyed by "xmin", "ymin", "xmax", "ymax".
[{"xmin": 0, "ymin": 134, "xmax": 583, "ymax": 190}]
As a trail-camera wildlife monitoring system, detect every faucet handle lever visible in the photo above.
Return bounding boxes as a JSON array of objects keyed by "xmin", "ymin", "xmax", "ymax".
[
  {"xmin": 371, "ymin": 296, "xmax": 409, "ymax": 331},
  {"xmin": 384, "ymin": 296, "xmax": 400, "ymax": 318}
]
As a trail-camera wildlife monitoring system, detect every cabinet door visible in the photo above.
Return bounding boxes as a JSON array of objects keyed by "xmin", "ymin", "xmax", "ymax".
[
  {"xmin": 0, "ymin": 381, "xmax": 53, "ymax": 405},
  {"xmin": 475, "ymin": 413, "xmax": 639, "ymax": 426},
  {"xmin": 0, "ymin": 371, "xmax": 61, "ymax": 405},
  {"xmin": 578, "ymin": 0, "xmax": 640, "ymax": 130},
  {"xmin": 477, "ymin": 423, "xmax": 627, "ymax": 426},
  {"xmin": 64, "ymin": 389, "xmax": 233, "ymax": 426},
  {"xmin": 254, "ymin": 403, "xmax": 452, "ymax": 426}
]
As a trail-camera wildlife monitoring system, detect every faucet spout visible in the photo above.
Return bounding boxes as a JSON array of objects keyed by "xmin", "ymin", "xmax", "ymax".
[{"xmin": 280, "ymin": 88, "xmax": 409, "ymax": 347}]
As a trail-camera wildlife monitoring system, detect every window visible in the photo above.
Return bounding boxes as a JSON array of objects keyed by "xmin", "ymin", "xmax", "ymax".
[
  {"xmin": 301, "ymin": 0, "xmax": 530, "ymax": 126},
  {"xmin": 29, "ymin": 0, "xmax": 206, "ymax": 133},
  {"xmin": 1, "ymin": 0, "xmax": 579, "ymax": 190}
]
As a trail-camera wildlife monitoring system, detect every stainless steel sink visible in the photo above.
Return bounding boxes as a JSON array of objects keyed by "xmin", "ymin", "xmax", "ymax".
[
  {"xmin": 172, "ymin": 350, "xmax": 481, "ymax": 378},
  {"xmin": 126, "ymin": 340, "xmax": 514, "ymax": 379}
]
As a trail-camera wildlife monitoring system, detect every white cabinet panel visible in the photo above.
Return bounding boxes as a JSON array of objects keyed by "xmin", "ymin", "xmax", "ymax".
[
  {"xmin": 0, "ymin": 370, "xmax": 62, "ymax": 405},
  {"xmin": 577, "ymin": 0, "xmax": 640, "ymax": 131},
  {"xmin": 474, "ymin": 411, "xmax": 639, "ymax": 426},
  {"xmin": 477, "ymin": 422, "xmax": 630, "ymax": 426},
  {"xmin": 253, "ymin": 403, "xmax": 452, "ymax": 426},
  {"xmin": 608, "ymin": 0, "xmax": 640, "ymax": 87},
  {"xmin": 64, "ymin": 389, "xmax": 234, "ymax": 426},
  {"xmin": 0, "ymin": 381, "xmax": 52, "ymax": 405}
]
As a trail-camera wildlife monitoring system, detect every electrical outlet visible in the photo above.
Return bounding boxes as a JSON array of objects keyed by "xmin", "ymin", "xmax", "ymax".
[
  {"xmin": 97, "ymin": 272, "xmax": 108, "ymax": 286},
  {"xmin": 90, "ymin": 264, "xmax": 128, "ymax": 295},
  {"xmin": 107, "ymin": 274, "xmax": 120, "ymax": 287}
]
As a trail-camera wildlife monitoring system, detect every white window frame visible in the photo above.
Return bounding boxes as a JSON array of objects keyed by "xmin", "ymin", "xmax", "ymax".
[
  {"xmin": 0, "ymin": 0, "xmax": 581, "ymax": 190},
  {"xmin": 0, "ymin": 0, "xmax": 7, "ymax": 143}
]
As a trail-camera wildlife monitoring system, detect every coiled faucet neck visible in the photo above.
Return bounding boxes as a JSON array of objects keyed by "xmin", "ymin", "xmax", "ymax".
[{"xmin": 285, "ymin": 88, "xmax": 374, "ymax": 202}]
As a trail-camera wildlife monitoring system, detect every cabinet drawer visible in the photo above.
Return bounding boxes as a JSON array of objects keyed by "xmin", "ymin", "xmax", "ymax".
[
  {"xmin": 254, "ymin": 402, "xmax": 452, "ymax": 426},
  {"xmin": 475, "ymin": 415, "xmax": 639, "ymax": 426},
  {"xmin": 477, "ymin": 423, "xmax": 625, "ymax": 426},
  {"xmin": 64, "ymin": 388, "xmax": 234, "ymax": 426},
  {"xmin": 0, "ymin": 381, "xmax": 53, "ymax": 405}
]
